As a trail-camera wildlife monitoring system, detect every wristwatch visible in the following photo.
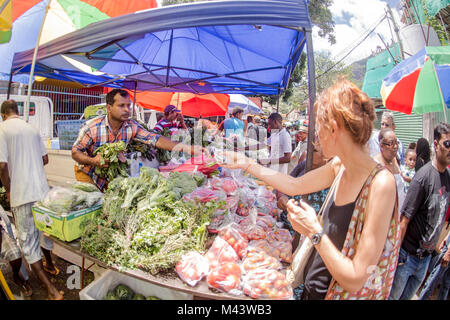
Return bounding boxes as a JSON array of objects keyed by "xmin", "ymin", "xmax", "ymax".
[{"xmin": 310, "ymin": 230, "xmax": 324, "ymax": 245}]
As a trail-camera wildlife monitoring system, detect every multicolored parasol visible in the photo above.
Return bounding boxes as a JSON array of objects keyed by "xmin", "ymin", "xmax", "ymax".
[
  {"xmin": 0, "ymin": 0, "xmax": 157, "ymax": 81},
  {"xmin": 381, "ymin": 46, "xmax": 450, "ymax": 119}
]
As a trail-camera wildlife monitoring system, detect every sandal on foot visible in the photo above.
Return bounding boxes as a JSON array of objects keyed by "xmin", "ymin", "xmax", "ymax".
[{"xmin": 43, "ymin": 261, "xmax": 60, "ymax": 276}]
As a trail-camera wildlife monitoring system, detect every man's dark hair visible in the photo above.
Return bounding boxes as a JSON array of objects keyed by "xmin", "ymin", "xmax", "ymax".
[
  {"xmin": 434, "ymin": 122, "xmax": 450, "ymax": 142},
  {"xmin": 1, "ymin": 100, "xmax": 19, "ymax": 115},
  {"xmin": 268, "ymin": 112, "xmax": 283, "ymax": 124},
  {"xmin": 106, "ymin": 89, "xmax": 129, "ymax": 106},
  {"xmin": 247, "ymin": 116, "xmax": 253, "ymax": 123}
]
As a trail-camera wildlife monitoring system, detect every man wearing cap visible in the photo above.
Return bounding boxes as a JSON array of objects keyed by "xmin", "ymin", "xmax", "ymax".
[
  {"xmin": 153, "ymin": 104, "xmax": 187, "ymax": 134},
  {"xmin": 72, "ymin": 89, "xmax": 205, "ymax": 191},
  {"xmin": 287, "ymin": 122, "xmax": 308, "ymax": 174}
]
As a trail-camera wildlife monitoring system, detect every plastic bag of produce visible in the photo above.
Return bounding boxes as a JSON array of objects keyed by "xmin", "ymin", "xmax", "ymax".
[
  {"xmin": 205, "ymin": 236, "xmax": 239, "ymax": 269},
  {"xmin": 175, "ymin": 251, "xmax": 210, "ymax": 287},
  {"xmin": 267, "ymin": 228, "xmax": 293, "ymax": 244},
  {"xmin": 183, "ymin": 187, "xmax": 226, "ymax": 203},
  {"xmin": 85, "ymin": 191, "xmax": 104, "ymax": 207},
  {"xmin": 41, "ymin": 187, "xmax": 78, "ymax": 213},
  {"xmin": 256, "ymin": 215, "xmax": 277, "ymax": 231},
  {"xmin": 242, "ymin": 250, "xmax": 282, "ymax": 273},
  {"xmin": 218, "ymin": 223, "xmax": 248, "ymax": 259},
  {"xmin": 247, "ymin": 240, "xmax": 281, "ymax": 260},
  {"xmin": 242, "ymin": 269, "xmax": 293, "ymax": 300},
  {"xmin": 220, "ymin": 178, "xmax": 239, "ymax": 196},
  {"xmin": 71, "ymin": 182, "xmax": 99, "ymax": 193},
  {"xmin": 225, "ymin": 195, "xmax": 239, "ymax": 213},
  {"xmin": 207, "ymin": 262, "xmax": 242, "ymax": 296}
]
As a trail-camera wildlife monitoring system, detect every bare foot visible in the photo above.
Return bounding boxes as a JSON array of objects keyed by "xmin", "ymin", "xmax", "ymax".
[{"xmin": 48, "ymin": 290, "xmax": 64, "ymax": 300}]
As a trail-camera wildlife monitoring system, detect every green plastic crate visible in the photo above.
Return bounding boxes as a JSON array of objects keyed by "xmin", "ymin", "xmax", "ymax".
[{"xmin": 32, "ymin": 204, "xmax": 102, "ymax": 242}]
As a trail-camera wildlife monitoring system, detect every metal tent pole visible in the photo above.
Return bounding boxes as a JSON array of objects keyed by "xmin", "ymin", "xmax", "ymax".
[
  {"xmin": 305, "ymin": 31, "xmax": 316, "ymax": 173},
  {"xmin": 24, "ymin": 2, "xmax": 50, "ymax": 122}
]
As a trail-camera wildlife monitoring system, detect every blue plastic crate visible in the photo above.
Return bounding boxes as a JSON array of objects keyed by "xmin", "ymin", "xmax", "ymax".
[{"xmin": 56, "ymin": 120, "xmax": 85, "ymax": 150}]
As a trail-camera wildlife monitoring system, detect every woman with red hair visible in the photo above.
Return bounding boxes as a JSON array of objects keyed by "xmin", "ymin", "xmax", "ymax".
[{"xmin": 222, "ymin": 79, "xmax": 401, "ymax": 300}]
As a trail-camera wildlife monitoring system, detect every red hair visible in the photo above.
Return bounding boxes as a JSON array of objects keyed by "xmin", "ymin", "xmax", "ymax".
[{"xmin": 315, "ymin": 78, "xmax": 376, "ymax": 146}]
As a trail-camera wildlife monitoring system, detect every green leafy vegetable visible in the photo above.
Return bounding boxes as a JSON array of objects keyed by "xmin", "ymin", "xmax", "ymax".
[
  {"xmin": 81, "ymin": 168, "xmax": 225, "ymax": 275},
  {"xmin": 93, "ymin": 141, "xmax": 129, "ymax": 181}
]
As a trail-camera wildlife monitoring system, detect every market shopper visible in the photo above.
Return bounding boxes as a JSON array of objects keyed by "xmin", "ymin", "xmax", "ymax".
[
  {"xmin": 414, "ymin": 137, "xmax": 431, "ymax": 172},
  {"xmin": 368, "ymin": 111, "xmax": 405, "ymax": 164},
  {"xmin": 72, "ymin": 89, "xmax": 207, "ymax": 191},
  {"xmin": 389, "ymin": 122, "xmax": 450, "ymax": 300},
  {"xmin": 0, "ymin": 209, "xmax": 32, "ymax": 297},
  {"xmin": 373, "ymin": 128, "xmax": 406, "ymax": 212},
  {"xmin": 288, "ymin": 123, "xmax": 308, "ymax": 175},
  {"xmin": 0, "ymin": 99, "xmax": 63, "ymax": 300},
  {"xmin": 153, "ymin": 104, "xmax": 187, "ymax": 134},
  {"xmin": 222, "ymin": 79, "xmax": 401, "ymax": 299}
]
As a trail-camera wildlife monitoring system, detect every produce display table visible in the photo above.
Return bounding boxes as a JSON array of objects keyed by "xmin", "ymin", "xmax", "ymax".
[{"xmin": 45, "ymin": 234, "xmax": 250, "ymax": 300}]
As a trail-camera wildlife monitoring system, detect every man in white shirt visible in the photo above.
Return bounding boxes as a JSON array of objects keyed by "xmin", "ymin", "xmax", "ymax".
[
  {"xmin": 259, "ymin": 113, "xmax": 292, "ymax": 174},
  {"xmin": 0, "ymin": 100, "xmax": 63, "ymax": 300}
]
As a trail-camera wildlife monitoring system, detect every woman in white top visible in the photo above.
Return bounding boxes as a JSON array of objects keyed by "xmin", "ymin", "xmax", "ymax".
[{"xmin": 373, "ymin": 128, "xmax": 406, "ymax": 211}]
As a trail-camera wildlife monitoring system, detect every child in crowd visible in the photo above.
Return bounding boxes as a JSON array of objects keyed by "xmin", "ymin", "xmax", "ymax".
[{"xmin": 400, "ymin": 148, "xmax": 416, "ymax": 193}]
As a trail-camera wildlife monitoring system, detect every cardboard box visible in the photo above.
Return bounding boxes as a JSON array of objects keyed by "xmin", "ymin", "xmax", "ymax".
[{"xmin": 32, "ymin": 204, "xmax": 101, "ymax": 242}]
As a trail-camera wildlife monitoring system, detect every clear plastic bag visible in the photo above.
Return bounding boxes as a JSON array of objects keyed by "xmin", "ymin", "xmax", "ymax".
[
  {"xmin": 247, "ymin": 239, "xmax": 281, "ymax": 260},
  {"xmin": 218, "ymin": 223, "xmax": 249, "ymax": 259},
  {"xmin": 242, "ymin": 250, "xmax": 282, "ymax": 273},
  {"xmin": 175, "ymin": 251, "xmax": 210, "ymax": 287},
  {"xmin": 41, "ymin": 187, "xmax": 78, "ymax": 213},
  {"xmin": 242, "ymin": 269, "xmax": 293, "ymax": 300},
  {"xmin": 205, "ymin": 236, "xmax": 239, "ymax": 269},
  {"xmin": 207, "ymin": 262, "xmax": 242, "ymax": 296}
]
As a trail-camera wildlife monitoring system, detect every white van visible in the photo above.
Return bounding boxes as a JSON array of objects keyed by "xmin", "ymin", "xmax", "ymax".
[{"xmin": 0, "ymin": 94, "xmax": 54, "ymax": 141}]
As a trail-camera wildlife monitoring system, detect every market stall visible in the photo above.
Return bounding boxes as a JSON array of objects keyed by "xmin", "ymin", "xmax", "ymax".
[{"xmin": 8, "ymin": 0, "xmax": 317, "ymax": 300}]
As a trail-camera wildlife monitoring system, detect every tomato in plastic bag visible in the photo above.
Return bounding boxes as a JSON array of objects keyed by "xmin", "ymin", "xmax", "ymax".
[
  {"xmin": 207, "ymin": 262, "xmax": 242, "ymax": 295},
  {"xmin": 242, "ymin": 250, "xmax": 282, "ymax": 273},
  {"xmin": 218, "ymin": 224, "xmax": 248, "ymax": 258},
  {"xmin": 205, "ymin": 236, "xmax": 239, "ymax": 269},
  {"xmin": 175, "ymin": 251, "xmax": 210, "ymax": 287},
  {"xmin": 242, "ymin": 269, "xmax": 293, "ymax": 300}
]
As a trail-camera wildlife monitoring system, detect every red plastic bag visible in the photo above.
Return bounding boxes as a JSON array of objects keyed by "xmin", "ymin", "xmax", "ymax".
[
  {"xmin": 207, "ymin": 262, "xmax": 242, "ymax": 295},
  {"xmin": 172, "ymin": 156, "xmax": 219, "ymax": 177},
  {"xmin": 175, "ymin": 251, "xmax": 210, "ymax": 287},
  {"xmin": 205, "ymin": 236, "xmax": 239, "ymax": 269},
  {"xmin": 242, "ymin": 269, "xmax": 293, "ymax": 300},
  {"xmin": 218, "ymin": 223, "xmax": 249, "ymax": 258}
]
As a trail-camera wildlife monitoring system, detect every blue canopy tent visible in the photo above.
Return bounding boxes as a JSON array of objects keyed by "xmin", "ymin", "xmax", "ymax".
[{"xmin": 10, "ymin": 0, "xmax": 317, "ymax": 170}]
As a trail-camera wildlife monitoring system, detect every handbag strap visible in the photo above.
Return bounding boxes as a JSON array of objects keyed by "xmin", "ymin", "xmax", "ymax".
[{"xmin": 316, "ymin": 166, "xmax": 345, "ymax": 221}]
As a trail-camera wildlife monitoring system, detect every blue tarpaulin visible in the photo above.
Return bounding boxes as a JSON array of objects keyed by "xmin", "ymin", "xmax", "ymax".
[{"xmin": 11, "ymin": 0, "xmax": 312, "ymax": 96}]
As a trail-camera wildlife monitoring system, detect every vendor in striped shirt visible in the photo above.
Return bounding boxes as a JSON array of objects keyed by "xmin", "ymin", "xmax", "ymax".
[
  {"xmin": 72, "ymin": 89, "xmax": 205, "ymax": 191},
  {"xmin": 153, "ymin": 104, "xmax": 187, "ymax": 135}
]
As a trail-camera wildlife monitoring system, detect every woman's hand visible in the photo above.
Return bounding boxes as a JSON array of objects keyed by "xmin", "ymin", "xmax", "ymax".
[
  {"xmin": 219, "ymin": 150, "xmax": 255, "ymax": 170},
  {"xmin": 287, "ymin": 198, "xmax": 322, "ymax": 239}
]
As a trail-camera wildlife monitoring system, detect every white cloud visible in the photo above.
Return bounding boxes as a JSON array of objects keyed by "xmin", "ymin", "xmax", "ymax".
[{"xmin": 312, "ymin": 0, "xmax": 405, "ymax": 65}]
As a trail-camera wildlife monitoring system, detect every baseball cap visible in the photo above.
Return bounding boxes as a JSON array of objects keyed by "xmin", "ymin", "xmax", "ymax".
[{"xmin": 164, "ymin": 104, "xmax": 181, "ymax": 114}]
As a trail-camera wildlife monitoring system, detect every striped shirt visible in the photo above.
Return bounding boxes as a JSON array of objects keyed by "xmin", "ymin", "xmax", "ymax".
[
  {"xmin": 72, "ymin": 116, "xmax": 160, "ymax": 190},
  {"xmin": 153, "ymin": 118, "xmax": 183, "ymax": 134}
]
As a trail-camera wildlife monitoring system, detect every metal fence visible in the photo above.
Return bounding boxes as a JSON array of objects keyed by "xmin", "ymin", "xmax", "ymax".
[{"xmin": 30, "ymin": 82, "xmax": 104, "ymax": 137}]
